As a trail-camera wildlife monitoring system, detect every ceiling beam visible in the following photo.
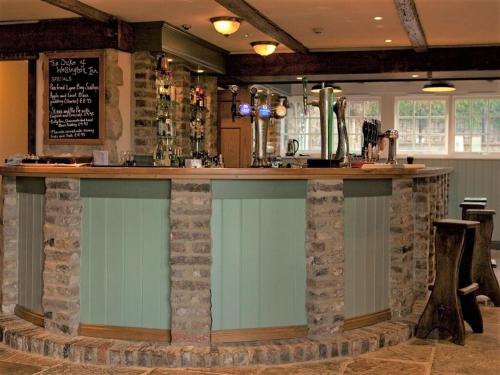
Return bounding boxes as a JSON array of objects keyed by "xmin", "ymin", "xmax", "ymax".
[
  {"xmin": 394, "ymin": 0, "xmax": 428, "ymax": 52},
  {"xmin": 213, "ymin": 0, "xmax": 309, "ymax": 54},
  {"xmin": 41, "ymin": 0, "xmax": 115, "ymax": 23},
  {"xmin": 225, "ymin": 47, "xmax": 500, "ymax": 77}
]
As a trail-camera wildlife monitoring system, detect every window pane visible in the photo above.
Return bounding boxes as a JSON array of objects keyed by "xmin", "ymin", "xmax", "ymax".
[
  {"xmin": 365, "ymin": 101, "xmax": 380, "ymax": 117},
  {"xmin": 349, "ymin": 101, "xmax": 363, "ymax": 117},
  {"xmin": 455, "ymin": 99, "xmax": 470, "ymax": 116},
  {"xmin": 471, "ymin": 99, "xmax": 487, "ymax": 116},
  {"xmin": 489, "ymin": 99, "xmax": 500, "ymax": 116},
  {"xmin": 396, "ymin": 98, "xmax": 447, "ymax": 154}
]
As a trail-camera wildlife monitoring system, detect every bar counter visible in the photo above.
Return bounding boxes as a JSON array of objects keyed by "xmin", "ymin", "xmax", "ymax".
[{"xmin": 0, "ymin": 165, "xmax": 451, "ymax": 366}]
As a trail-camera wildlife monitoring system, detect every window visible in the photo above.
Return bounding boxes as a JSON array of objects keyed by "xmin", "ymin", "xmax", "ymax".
[
  {"xmin": 454, "ymin": 97, "xmax": 500, "ymax": 153},
  {"xmin": 396, "ymin": 98, "xmax": 448, "ymax": 154},
  {"xmin": 282, "ymin": 96, "xmax": 380, "ymax": 155}
]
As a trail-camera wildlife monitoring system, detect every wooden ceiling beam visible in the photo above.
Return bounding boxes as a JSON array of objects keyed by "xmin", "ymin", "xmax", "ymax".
[
  {"xmin": 394, "ymin": 0, "xmax": 428, "ymax": 52},
  {"xmin": 225, "ymin": 47, "xmax": 500, "ymax": 77},
  {"xmin": 41, "ymin": 0, "xmax": 115, "ymax": 23},
  {"xmin": 213, "ymin": 0, "xmax": 309, "ymax": 54}
]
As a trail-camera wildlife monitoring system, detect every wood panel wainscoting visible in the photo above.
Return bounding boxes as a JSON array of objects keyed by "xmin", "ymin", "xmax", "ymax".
[
  {"xmin": 14, "ymin": 305, "xmax": 44, "ymax": 328},
  {"xmin": 78, "ymin": 323, "xmax": 171, "ymax": 342},
  {"xmin": 344, "ymin": 308, "xmax": 392, "ymax": 331}
]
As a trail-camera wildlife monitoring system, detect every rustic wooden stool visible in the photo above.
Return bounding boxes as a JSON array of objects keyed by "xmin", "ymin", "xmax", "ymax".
[
  {"xmin": 464, "ymin": 209, "xmax": 500, "ymax": 306},
  {"xmin": 416, "ymin": 219, "xmax": 482, "ymax": 345},
  {"xmin": 460, "ymin": 202, "xmax": 486, "ymax": 219},
  {"xmin": 464, "ymin": 197, "xmax": 487, "ymax": 203}
]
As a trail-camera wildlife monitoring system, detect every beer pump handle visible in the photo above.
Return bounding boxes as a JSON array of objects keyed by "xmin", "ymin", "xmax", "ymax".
[
  {"xmin": 302, "ymin": 78, "xmax": 308, "ymax": 115},
  {"xmin": 250, "ymin": 86, "xmax": 258, "ymax": 123},
  {"xmin": 229, "ymin": 85, "xmax": 239, "ymax": 122}
]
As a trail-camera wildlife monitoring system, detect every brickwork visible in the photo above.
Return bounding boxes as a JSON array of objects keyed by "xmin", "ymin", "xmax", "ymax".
[
  {"xmin": 389, "ymin": 179, "xmax": 414, "ymax": 317},
  {"xmin": 132, "ymin": 51, "xmax": 157, "ymax": 155},
  {"xmin": 42, "ymin": 178, "xmax": 82, "ymax": 336},
  {"xmin": 0, "ymin": 177, "xmax": 18, "ymax": 314},
  {"xmin": 305, "ymin": 180, "xmax": 344, "ymax": 339},
  {"xmin": 43, "ymin": 49, "xmax": 124, "ymax": 163},
  {"xmin": 169, "ymin": 180, "xmax": 212, "ymax": 345}
]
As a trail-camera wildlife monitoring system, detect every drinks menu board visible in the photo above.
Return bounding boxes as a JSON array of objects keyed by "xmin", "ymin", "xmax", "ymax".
[{"xmin": 44, "ymin": 51, "xmax": 105, "ymax": 144}]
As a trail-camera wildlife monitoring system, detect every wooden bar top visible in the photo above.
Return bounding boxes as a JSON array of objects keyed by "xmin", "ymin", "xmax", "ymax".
[{"xmin": 0, "ymin": 165, "xmax": 452, "ymax": 180}]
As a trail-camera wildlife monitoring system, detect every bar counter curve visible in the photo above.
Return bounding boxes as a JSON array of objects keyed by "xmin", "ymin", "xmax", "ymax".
[{"xmin": 0, "ymin": 166, "xmax": 451, "ymax": 367}]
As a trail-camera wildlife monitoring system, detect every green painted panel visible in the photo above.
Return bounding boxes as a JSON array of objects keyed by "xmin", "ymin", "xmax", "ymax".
[
  {"xmin": 344, "ymin": 196, "xmax": 390, "ymax": 318},
  {"xmin": 417, "ymin": 159, "xmax": 500, "ymax": 241},
  {"xmin": 17, "ymin": 192, "xmax": 44, "ymax": 314},
  {"xmin": 344, "ymin": 179, "xmax": 392, "ymax": 197},
  {"xmin": 211, "ymin": 180, "xmax": 306, "ymax": 199},
  {"xmin": 211, "ymin": 187, "xmax": 307, "ymax": 330},
  {"xmin": 81, "ymin": 181, "xmax": 170, "ymax": 329}
]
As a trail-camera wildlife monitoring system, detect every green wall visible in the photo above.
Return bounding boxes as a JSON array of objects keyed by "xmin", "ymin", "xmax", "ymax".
[{"xmin": 80, "ymin": 180, "xmax": 170, "ymax": 329}]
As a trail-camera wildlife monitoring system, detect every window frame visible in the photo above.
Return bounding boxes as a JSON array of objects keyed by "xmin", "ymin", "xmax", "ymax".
[
  {"xmin": 281, "ymin": 95, "xmax": 382, "ymax": 157},
  {"xmin": 450, "ymin": 94, "xmax": 500, "ymax": 159},
  {"xmin": 394, "ymin": 95, "xmax": 450, "ymax": 157}
]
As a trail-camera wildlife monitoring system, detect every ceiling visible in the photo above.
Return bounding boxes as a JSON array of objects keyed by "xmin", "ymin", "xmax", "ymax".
[{"xmin": 0, "ymin": 0, "xmax": 499, "ymax": 54}]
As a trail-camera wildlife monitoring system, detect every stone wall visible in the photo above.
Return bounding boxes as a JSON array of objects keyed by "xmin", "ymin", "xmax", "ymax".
[
  {"xmin": 305, "ymin": 180, "xmax": 344, "ymax": 339},
  {"xmin": 169, "ymin": 180, "xmax": 212, "ymax": 345},
  {"xmin": 389, "ymin": 179, "xmax": 415, "ymax": 318},
  {"xmin": 132, "ymin": 52, "xmax": 219, "ymax": 157},
  {"xmin": 0, "ymin": 177, "xmax": 18, "ymax": 314},
  {"xmin": 42, "ymin": 49, "xmax": 124, "ymax": 164},
  {"xmin": 42, "ymin": 178, "xmax": 81, "ymax": 336},
  {"xmin": 412, "ymin": 174, "xmax": 449, "ymax": 298}
]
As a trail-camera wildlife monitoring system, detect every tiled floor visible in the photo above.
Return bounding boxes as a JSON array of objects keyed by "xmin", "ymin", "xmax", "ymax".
[
  {"xmin": 0, "ymin": 306, "xmax": 498, "ymax": 374},
  {"xmin": 1, "ymin": 250, "xmax": 498, "ymax": 374}
]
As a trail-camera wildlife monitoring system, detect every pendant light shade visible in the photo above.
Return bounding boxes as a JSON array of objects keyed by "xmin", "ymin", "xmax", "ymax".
[
  {"xmin": 311, "ymin": 82, "xmax": 343, "ymax": 93},
  {"xmin": 251, "ymin": 41, "xmax": 279, "ymax": 56},
  {"xmin": 422, "ymin": 81, "xmax": 456, "ymax": 92},
  {"xmin": 210, "ymin": 16, "xmax": 242, "ymax": 36}
]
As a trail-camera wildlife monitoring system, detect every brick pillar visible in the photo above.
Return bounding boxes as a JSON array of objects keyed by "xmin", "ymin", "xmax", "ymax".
[
  {"xmin": 305, "ymin": 180, "xmax": 344, "ymax": 339},
  {"xmin": 413, "ymin": 177, "xmax": 431, "ymax": 298},
  {"xmin": 0, "ymin": 177, "xmax": 18, "ymax": 314},
  {"xmin": 42, "ymin": 178, "xmax": 81, "ymax": 336},
  {"xmin": 169, "ymin": 180, "xmax": 212, "ymax": 345},
  {"xmin": 390, "ymin": 179, "xmax": 414, "ymax": 317}
]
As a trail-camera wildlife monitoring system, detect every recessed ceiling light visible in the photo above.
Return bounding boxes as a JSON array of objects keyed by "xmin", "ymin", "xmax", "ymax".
[
  {"xmin": 167, "ymin": 58, "xmax": 173, "ymax": 62},
  {"xmin": 196, "ymin": 69, "xmax": 204, "ymax": 73},
  {"xmin": 374, "ymin": 16, "xmax": 383, "ymax": 21},
  {"xmin": 296, "ymin": 76, "xmax": 303, "ymax": 80},
  {"xmin": 385, "ymin": 39, "xmax": 392, "ymax": 43},
  {"xmin": 244, "ymin": 34, "xmax": 249, "ymax": 38},
  {"xmin": 412, "ymin": 74, "xmax": 419, "ymax": 78}
]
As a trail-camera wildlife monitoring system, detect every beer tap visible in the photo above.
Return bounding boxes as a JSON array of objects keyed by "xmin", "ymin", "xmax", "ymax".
[{"xmin": 229, "ymin": 85, "xmax": 239, "ymax": 122}]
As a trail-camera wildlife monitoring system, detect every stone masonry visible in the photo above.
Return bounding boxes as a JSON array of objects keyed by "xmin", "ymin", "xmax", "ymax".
[
  {"xmin": 412, "ymin": 174, "xmax": 449, "ymax": 298},
  {"xmin": 169, "ymin": 180, "xmax": 212, "ymax": 345},
  {"xmin": 0, "ymin": 177, "xmax": 18, "ymax": 314},
  {"xmin": 305, "ymin": 180, "xmax": 344, "ymax": 339},
  {"xmin": 43, "ymin": 49, "xmax": 124, "ymax": 164},
  {"xmin": 42, "ymin": 178, "xmax": 82, "ymax": 336},
  {"xmin": 389, "ymin": 179, "xmax": 414, "ymax": 318}
]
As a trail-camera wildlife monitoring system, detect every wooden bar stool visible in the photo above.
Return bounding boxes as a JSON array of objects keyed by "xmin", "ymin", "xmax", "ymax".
[
  {"xmin": 460, "ymin": 202, "xmax": 486, "ymax": 219},
  {"xmin": 416, "ymin": 219, "xmax": 482, "ymax": 345},
  {"xmin": 464, "ymin": 197, "xmax": 487, "ymax": 204},
  {"xmin": 464, "ymin": 209, "xmax": 500, "ymax": 306}
]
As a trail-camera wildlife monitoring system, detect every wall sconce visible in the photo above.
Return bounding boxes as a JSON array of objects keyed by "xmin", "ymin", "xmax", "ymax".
[
  {"xmin": 250, "ymin": 41, "xmax": 279, "ymax": 56},
  {"xmin": 210, "ymin": 16, "xmax": 242, "ymax": 36}
]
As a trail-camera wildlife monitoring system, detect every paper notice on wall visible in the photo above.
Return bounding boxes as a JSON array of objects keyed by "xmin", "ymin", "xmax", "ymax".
[
  {"xmin": 455, "ymin": 135, "xmax": 464, "ymax": 152},
  {"xmin": 471, "ymin": 136, "xmax": 482, "ymax": 152}
]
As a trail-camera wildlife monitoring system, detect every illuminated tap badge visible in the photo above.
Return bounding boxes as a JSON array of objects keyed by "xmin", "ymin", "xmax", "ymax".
[
  {"xmin": 239, "ymin": 103, "xmax": 252, "ymax": 116},
  {"xmin": 258, "ymin": 105, "xmax": 272, "ymax": 118}
]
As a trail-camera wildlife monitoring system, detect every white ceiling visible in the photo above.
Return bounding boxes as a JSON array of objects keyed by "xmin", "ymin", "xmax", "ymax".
[{"xmin": 0, "ymin": 0, "xmax": 499, "ymax": 53}]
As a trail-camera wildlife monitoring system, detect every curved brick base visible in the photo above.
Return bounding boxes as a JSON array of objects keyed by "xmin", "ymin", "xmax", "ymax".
[{"xmin": 0, "ymin": 308, "xmax": 421, "ymax": 368}]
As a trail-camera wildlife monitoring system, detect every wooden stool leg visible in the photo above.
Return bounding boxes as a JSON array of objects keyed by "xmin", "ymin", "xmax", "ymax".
[
  {"xmin": 458, "ymin": 227, "xmax": 483, "ymax": 333},
  {"xmin": 466, "ymin": 210, "xmax": 500, "ymax": 307},
  {"xmin": 416, "ymin": 223, "xmax": 468, "ymax": 345}
]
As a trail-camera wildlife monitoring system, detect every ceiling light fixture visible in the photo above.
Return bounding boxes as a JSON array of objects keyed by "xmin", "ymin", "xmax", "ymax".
[
  {"xmin": 196, "ymin": 69, "xmax": 205, "ymax": 74},
  {"xmin": 210, "ymin": 16, "xmax": 242, "ymax": 36},
  {"xmin": 412, "ymin": 74, "xmax": 419, "ymax": 78},
  {"xmin": 422, "ymin": 72, "xmax": 456, "ymax": 92},
  {"xmin": 311, "ymin": 82, "xmax": 343, "ymax": 93},
  {"xmin": 373, "ymin": 16, "xmax": 383, "ymax": 21},
  {"xmin": 385, "ymin": 39, "xmax": 392, "ymax": 43},
  {"xmin": 296, "ymin": 76, "xmax": 303, "ymax": 80},
  {"xmin": 251, "ymin": 41, "xmax": 279, "ymax": 56}
]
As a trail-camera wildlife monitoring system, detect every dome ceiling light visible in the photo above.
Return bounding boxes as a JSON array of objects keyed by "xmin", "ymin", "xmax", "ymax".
[
  {"xmin": 250, "ymin": 41, "xmax": 279, "ymax": 56},
  {"xmin": 422, "ymin": 72, "xmax": 456, "ymax": 93},
  {"xmin": 210, "ymin": 16, "xmax": 242, "ymax": 36}
]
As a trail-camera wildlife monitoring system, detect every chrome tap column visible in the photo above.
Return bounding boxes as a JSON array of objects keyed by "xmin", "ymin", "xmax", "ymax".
[
  {"xmin": 334, "ymin": 97, "xmax": 350, "ymax": 167},
  {"xmin": 383, "ymin": 129, "xmax": 399, "ymax": 164},
  {"xmin": 253, "ymin": 112, "xmax": 270, "ymax": 167},
  {"xmin": 318, "ymin": 87, "xmax": 334, "ymax": 160}
]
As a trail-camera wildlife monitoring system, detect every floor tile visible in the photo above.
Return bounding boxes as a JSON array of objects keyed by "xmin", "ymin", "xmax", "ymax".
[
  {"xmin": 344, "ymin": 358, "xmax": 428, "ymax": 375},
  {"xmin": 361, "ymin": 339, "xmax": 434, "ymax": 363},
  {"xmin": 37, "ymin": 363, "xmax": 147, "ymax": 375},
  {"xmin": 0, "ymin": 360, "xmax": 43, "ymax": 375}
]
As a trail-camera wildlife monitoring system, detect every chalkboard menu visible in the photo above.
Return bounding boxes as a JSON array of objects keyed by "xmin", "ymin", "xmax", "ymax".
[{"xmin": 44, "ymin": 51, "xmax": 105, "ymax": 144}]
